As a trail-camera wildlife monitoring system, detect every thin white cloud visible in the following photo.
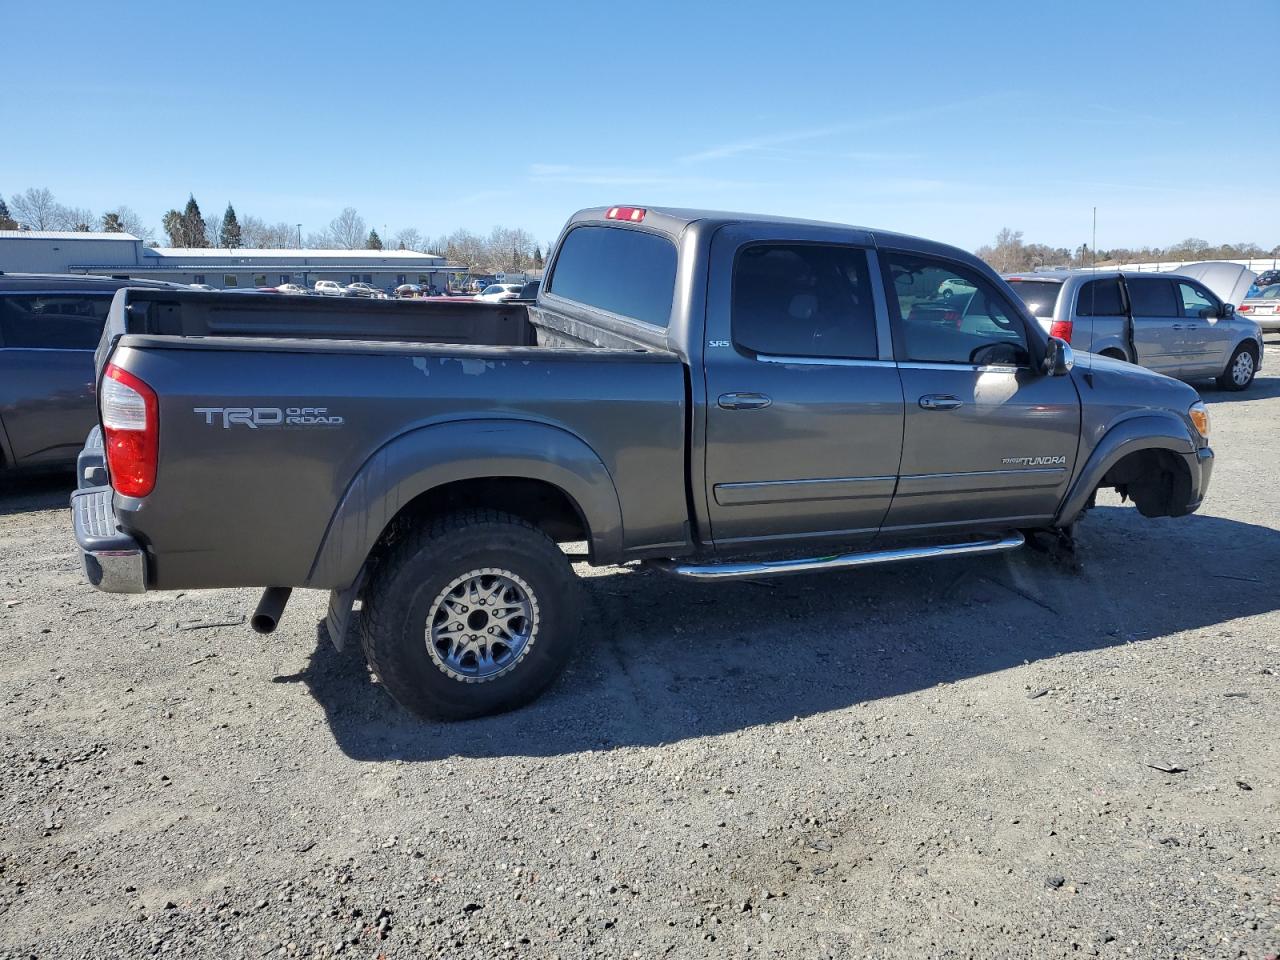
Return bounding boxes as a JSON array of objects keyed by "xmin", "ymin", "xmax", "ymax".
[
  {"xmin": 677, "ymin": 124, "xmax": 847, "ymax": 164},
  {"xmin": 528, "ymin": 164, "xmax": 756, "ymax": 190}
]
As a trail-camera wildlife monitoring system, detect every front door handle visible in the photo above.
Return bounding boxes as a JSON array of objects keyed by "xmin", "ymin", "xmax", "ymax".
[
  {"xmin": 718, "ymin": 392, "xmax": 772, "ymax": 410},
  {"xmin": 919, "ymin": 394, "xmax": 963, "ymax": 411},
  {"xmin": 1172, "ymin": 323, "xmax": 1184, "ymax": 330}
]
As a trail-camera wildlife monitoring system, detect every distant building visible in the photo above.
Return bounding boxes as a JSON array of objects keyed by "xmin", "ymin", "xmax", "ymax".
[{"xmin": 0, "ymin": 231, "xmax": 463, "ymax": 291}]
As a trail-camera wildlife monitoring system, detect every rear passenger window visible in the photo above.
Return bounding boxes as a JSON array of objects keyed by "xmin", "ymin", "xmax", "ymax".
[
  {"xmin": 547, "ymin": 225, "xmax": 677, "ymax": 327},
  {"xmin": 1125, "ymin": 278, "xmax": 1178, "ymax": 317},
  {"xmin": 731, "ymin": 244, "xmax": 878, "ymax": 359},
  {"xmin": 0, "ymin": 295, "xmax": 110, "ymax": 350},
  {"xmin": 1075, "ymin": 278, "xmax": 1125, "ymax": 317}
]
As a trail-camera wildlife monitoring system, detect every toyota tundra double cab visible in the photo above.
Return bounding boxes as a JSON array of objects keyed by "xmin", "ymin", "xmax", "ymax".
[{"xmin": 71, "ymin": 205, "xmax": 1214, "ymax": 720}]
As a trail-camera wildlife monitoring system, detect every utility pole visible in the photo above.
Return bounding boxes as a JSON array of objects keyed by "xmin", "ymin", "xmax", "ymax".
[{"xmin": 296, "ymin": 224, "xmax": 302, "ymax": 248}]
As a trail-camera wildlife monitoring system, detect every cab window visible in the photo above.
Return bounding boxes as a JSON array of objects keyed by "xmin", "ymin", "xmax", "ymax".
[
  {"xmin": 881, "ymin": 253, "xmax": 1030, "ymax": 366},
  {"xmin": 731, "ymin": 244, "xmax": 878, "ymax": 359}
]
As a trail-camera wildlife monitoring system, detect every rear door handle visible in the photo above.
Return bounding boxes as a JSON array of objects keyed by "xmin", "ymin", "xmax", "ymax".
[
  {"xmin": 919, "ymin": 394, "xmax": 963, "ymax": 410},
  {"xmin": 718, "ymin": 392, "xmax": 772, "ymax": 410},
  {"xmin": 1172, "ymin": 324, "xmax": 1184, "ymax": 330}
]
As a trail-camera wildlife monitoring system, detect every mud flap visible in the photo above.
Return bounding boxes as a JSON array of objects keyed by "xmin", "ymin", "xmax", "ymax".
[{"xmin": 324, "ymin": 571, "xmax": 366, "ymax": 652}]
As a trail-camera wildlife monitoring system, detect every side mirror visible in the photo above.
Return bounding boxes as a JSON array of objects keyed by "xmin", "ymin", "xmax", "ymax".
[{"xmin": 1043, "ymin": 336, "xmax": 1074, "ymax": 376}]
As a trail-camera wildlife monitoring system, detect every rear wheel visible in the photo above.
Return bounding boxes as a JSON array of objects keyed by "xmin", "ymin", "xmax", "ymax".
[
  {"xmin": 358, "ymin": 509, "xmax": 582, "ymax": 720},
  {"xmin": 1217, "ymin": 343, "xmax": 1257, "ymax": 391}
]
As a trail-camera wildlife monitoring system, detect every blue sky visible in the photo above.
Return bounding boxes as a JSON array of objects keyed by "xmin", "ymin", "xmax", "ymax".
[{"xmin": 3, "ymin": 0, "xmax": 1276, "ymax": 253}]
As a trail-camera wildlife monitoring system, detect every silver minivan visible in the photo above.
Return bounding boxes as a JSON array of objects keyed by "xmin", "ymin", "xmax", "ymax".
[{"xmin": 1002, "ymin": 270, "xmax": 1264, "ymax": 390}]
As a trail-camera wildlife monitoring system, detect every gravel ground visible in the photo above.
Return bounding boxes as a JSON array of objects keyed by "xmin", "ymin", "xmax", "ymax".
[{"xmin": 2, "ymin": 360, "xmax": 1278, "ymax": 960}]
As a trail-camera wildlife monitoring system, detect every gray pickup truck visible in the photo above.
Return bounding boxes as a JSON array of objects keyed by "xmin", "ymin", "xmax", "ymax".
[{"xmin": 71, "ymin": 205, "xmax": 1215, "ymax": 720}]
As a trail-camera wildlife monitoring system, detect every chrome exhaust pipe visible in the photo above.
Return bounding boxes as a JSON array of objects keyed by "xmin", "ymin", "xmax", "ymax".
[
  {"xmin": 646, "ymin": 532, "xmax": 1025, "ymax": 582},
  {"xmin": 251, "ymin": 587, "xmax": 293, "ymax": 634}
]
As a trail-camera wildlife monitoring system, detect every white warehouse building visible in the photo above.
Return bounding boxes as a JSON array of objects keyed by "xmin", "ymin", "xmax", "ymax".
[{"xmin": 0, "ymin": 231, "xmax": 462, "ymax": 291}]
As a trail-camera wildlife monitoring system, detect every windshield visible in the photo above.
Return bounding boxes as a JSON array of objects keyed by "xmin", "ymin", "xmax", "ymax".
[
  {"xmin": 1245, "ymin": 283, "xmax": 1280, "ymax": 300},
  {"xmin": 479, "ymin": 285, "xmax": 505, "ymax": 295},
  {"xmin": 1005, "ymin": 279, "xmax": 1063, "ymax": 317}
]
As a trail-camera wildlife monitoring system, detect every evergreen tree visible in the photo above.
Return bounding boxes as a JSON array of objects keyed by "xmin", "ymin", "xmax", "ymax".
[
  {"xmin": 101, "ymin": 211, "xmax": 124, "ymax": 232},
  {"xmin": 366, "ymin": 229, "xmax": 383, "ymax": 250},
  {"xmin": 162, "ymin": 210, "xmax": 184, "ymax": 246},
  {"xmin": 0, "ymin": 196, "xmax": 16, "ymax": 230},
  {"xmin": 220, "ymin": 203, "xmax": 242, "ymax": 248},
  {"xmin": 182, "ymin": 195, "xmax": 208, "ymax": 247}
]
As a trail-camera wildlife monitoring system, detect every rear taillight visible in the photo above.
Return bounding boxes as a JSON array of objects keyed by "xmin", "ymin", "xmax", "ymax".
[
  {"xmin": 1048, "ymin": 319, "xmax": 1073, "ymax": 342},
  {"xmin": 1238, "ymin": 304, "xmax": 1251, "ymax": 313},
  {"xmin": 101, "ymin": 364, "xmax": 158, "ymax": 498}
]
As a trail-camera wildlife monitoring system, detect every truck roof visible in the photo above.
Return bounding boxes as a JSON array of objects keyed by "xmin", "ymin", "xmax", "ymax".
[{"xmin": 566, "ymin": 205, "xmax": 985, "ymax": 265}]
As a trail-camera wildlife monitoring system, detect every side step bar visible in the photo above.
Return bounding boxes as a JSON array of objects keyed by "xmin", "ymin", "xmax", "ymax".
[{"xmin": 645, "ymin": 532, "xmax": 1025, "ymax": 582}]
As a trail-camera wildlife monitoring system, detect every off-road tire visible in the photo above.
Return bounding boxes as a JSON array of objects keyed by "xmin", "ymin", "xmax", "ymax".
[
  {"xmin": 1217, "ymin": 343, "xmax": 1257, "ymax": 391},
  {"xmin": 358, "ymin": 509, "xmax": 582, "ymax": 720}
]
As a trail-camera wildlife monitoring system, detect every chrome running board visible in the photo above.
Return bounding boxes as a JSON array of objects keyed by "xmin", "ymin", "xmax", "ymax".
[{"xmin": 646, "ymin": 531, "xmax": 1025, "ymax": 582}]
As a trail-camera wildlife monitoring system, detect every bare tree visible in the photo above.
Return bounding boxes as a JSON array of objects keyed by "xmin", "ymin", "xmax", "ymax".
[
  {"xmin": 328, "ymin": 207, "xmax": 367, "ymax": 249},
  {"xmin": 59, "ymin": 206, "xmax": 97, "ymax": 232},
  {"xmin": 101, "ymin": 206, "xmax": 154, "ymax": 242},
  {"xmin": 204, "ymin": 212, "xmax": 223, "ymax": 247},
  {"xmin": 11, "ymin": 187, "xmax": 63, "ymax": 229},
  {"xmin": 393, "ymin": 227, "xmax": 423, "ymax": 251}
]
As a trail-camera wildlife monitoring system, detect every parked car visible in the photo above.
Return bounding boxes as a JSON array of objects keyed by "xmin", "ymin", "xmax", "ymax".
[
  {"xmin": 345, "ymin": 282, "xmax": 385, "ymax": 299},
  {"xmin": 0, "ymin": 273, "xmax": 184, "ymax": 471},
  {"xmin": 394, "ymin": 284, "xmax": 423, "ymax": 298},
  {"xmin": 313, "ymin": 280, "xmax": 346, "ymax": 297},
  {"xmin": 275, "ymin": 283, "xmax": 308, "ymax": 295},
  {"xmin": 1238, "ymin": 283, "xmax": 1280, "ymax": 333},
  {"xmin": 937, "ymin": 277, "xmax": 975, "ymax": 300},
  {"xmin": 1254, "ymin": 269, "xmax": 1280, "ymax": 288},
  {"xmin": 1004, "ymin": 270, "xmax": 1263, "ymax": 390},
  {"xmin": 73, "ymin": 205, "xmax": 1214, "ymax": 721},
  {"xmin": 475, "ymin": 283, "xmax": 523, "ymax": 302}
]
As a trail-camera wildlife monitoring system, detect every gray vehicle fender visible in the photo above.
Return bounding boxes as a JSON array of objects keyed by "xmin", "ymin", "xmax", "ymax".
[
  {"xmin": 1056, "ymin": 413, "xmax": 1195, "ymax": 525},
  {"xmin": 307, "ymin": 418, "xmax": 624, "ymax": 590}
]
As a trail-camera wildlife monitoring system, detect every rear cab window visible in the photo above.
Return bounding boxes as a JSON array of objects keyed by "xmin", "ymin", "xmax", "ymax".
[
  {"xmin": 547, "ymin": 224, "xmax": 677, "ymax": 327},
  {"xmin": 0, "ymin": 294, "xmax": 112, "ymax": 349}
]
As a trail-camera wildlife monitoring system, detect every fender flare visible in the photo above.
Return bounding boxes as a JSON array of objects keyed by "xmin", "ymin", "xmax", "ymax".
[
  {"xmin": 306, "ymin": 418, "xmax": 624, "ymax": 590},
  {"xmin": 1056, "ymin": 413, "xmax": 1196, "ymax": 525}
]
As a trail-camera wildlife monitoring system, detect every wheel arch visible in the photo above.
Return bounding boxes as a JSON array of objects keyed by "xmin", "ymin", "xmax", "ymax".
[
  {"xmin": 1056, "ymin": 414, "xmax": 1197, "ymax": 524},
  {"xmin": 306, "ymin": 418, "xmax": 624, "ymax": 591}
]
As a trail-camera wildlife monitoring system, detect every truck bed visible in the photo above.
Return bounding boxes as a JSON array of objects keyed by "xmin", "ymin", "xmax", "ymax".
[{"xmin": 97, "ymin": 289, "xmax": 691, "ymax": 590}]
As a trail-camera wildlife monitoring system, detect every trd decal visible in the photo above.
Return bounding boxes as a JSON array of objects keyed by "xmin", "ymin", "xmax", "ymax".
[{"xmin": 193, "ymin": 406, "xmax": 344, "ymax": 428}]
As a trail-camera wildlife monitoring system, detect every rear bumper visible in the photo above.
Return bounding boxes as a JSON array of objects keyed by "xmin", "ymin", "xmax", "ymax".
[{"xmin": 71, "ymin": 485, "xmax": 147, "ymax": 594}]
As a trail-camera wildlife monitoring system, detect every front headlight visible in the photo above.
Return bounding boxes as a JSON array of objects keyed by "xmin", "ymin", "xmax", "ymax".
[{"xmin": 1188, "ymin": 401, "xmax": 1210, "ymax": 440}]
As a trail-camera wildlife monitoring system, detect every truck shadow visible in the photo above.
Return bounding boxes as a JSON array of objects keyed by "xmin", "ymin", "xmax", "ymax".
[
  {"xmin": 284, "ymin": 506, "xmax": 1279, "ymax": 762},
  {"xmin": 0, "ymin": 470, "xmax": 74, "ymax": 516}
]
